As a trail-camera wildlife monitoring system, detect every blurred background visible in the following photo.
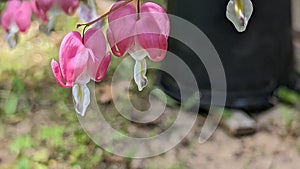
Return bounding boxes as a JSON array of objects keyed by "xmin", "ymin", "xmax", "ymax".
[{"xmin": 0, "ymin": 0, "xmax": 300, "ymax": 169}]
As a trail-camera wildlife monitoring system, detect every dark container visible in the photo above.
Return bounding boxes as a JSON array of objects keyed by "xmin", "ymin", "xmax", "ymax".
[{"xmin": 159, "ymin": 0, "xmax": 295, "ymax": 109}]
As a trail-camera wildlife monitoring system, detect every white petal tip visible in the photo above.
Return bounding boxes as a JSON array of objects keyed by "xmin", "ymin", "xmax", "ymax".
[
  {"xmin": 226, "ymin": 0, "xmax": 253, "ymax": 32},
  {"xmin": 75, "ymin": 109, "xmax": 86, "ymax": 117},
  {"xmin": 137, "ymin": 77, "xmax": 148, "ymax": 92},
  {"xmin": 72, "ymin": 84, "xmax": 91, "ymax": 117},
  {"xmin": 133, "ymin": 58, "xmax": 148, "ymax": 92}
]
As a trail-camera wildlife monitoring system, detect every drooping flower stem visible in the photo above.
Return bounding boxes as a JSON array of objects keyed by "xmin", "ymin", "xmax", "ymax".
[
  {"xmin": 77, "ymin": 0, "xmax": 134, "ymax": 42},
  {"xmin": 137, "ymin": 0, "xmax": 140, "ymax": 13},
  {"xmin": 137, "ymin": 0, "xmax": 141, "ymax": 20}
]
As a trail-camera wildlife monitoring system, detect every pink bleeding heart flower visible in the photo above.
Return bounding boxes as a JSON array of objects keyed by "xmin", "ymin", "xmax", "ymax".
[
  {"xmin": 1, "ymin": 0, "xmax": 33, "ymax": 48},
  {"xmin": 1, "ymin": 0, "xmax": 32, "ymax": 33},
  {"xmin": 35, "ymin": 0, "xmax": 53, "ymax": 14},
  {"xmin": 35, "ymin": 0, "xmax": 79, "ymax": 34},
  {"xmin": 107, "ymin": 1, "xmax": 170, "ymax": 91},
  {"xmin": 51, "ymin": 28, "xmax": 111, "ymax": 116},
  {"xmin": 34, "ymin": 0, "xmax": 53, "ymax": 22},
  {"xmin": 35, "ymin": 0, "xmax": 79, "ymax": 17},
  {"xmin": 57, "ymin": 0, "xmax": 79, "ymax": 15}
]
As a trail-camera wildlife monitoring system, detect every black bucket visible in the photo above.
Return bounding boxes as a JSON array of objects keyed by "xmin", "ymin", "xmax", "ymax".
[{"xmin": 159, "ymin": 0, "xmax": 295, "ymax": 109}]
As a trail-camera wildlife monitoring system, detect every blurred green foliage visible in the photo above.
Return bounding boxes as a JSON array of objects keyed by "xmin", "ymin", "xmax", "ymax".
[
  {"xmin": 15, "ymin": 157, "xmax": 31, "ymax": 169},
  {"xmin": 4, "ymin": 93, "xmax": 19, "ymax": 115},
  {"xmin": 3, "ymin": 77, "xmax": 25, "ymax": 115},
  {"xmin": 0, "ymin": 1, "xmax": 6, "ymax": 13},
  {"xmin": 10, "ymin": 135, "xmax": 34, "ymax": 154},
  {"xmin": 222, "ymin": 109, "xmax": 233, "ymax": 119},
  {"xmin": 280, "ymin": 106, "xmax": 295, "ymax": 132},
  {"xmin": 39, "ymin": 126, "xmax": 65, "ymax": 147},
  {"xmin": 277, "ymin": 87, "xmax": 300, "ymax": 105}
]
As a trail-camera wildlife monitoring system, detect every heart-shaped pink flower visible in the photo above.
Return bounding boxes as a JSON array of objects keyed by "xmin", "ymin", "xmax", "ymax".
[
  {"xmin": 51, "ymin": 28, "xmax": 111, "ymax": 116},
  {"xmin": 51, "ymin": 28, "xmax": 111, "ymax": 88},
  {"xmin": 57, "ymin": 0, "xmax": 79, "ymax": 15},
  {"xmin": 1, "ymin": 0, "xmax": 33, "ymax": 33},
  {"xmin": 107, "ymin": 1, "xmax": 170, "ymax": 91},
  {"xmin": 35, "ymin": 0, "xmax": 79, "ymax": 22},
  {"xmin": 34, "ymin": 0, "xmax": 53, "ymax": 22},
  {"xmin": 1, "ymin": 0, "xmax": 35, "ymax": 48},
  {"xmin": 107, "ymin": 1, "xmax": 170, "ymax": 62}
]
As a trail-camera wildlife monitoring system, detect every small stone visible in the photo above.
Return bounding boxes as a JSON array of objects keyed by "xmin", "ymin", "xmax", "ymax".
[{"xmin": 221, "ymin": 109, "xmax": 256, "ymax": 136}]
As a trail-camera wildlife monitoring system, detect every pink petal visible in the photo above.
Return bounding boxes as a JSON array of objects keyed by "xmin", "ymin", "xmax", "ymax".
[
  {"xmin": 140, "ymin": 2, "xmax": 170, "ymax": 35},
  {"xmin": 35, "ymin": 0, "xmax": 54, "ymax": 22},
  {"xmin": 36, "ymin": 10, "xmax": 48, "ymax": 22},
  {"xmin": 30, "ymin": 0, "xmax": 39, "ymax": 14},
  {"xmin": 84, "ymin": 28, "xmax": 110, "ymax": 81},
  {"xmin": 59, "ymin": 31, "xmax": 88, "ymax": 86},
  {"xmin": 6, "ymin": 0, "xmax": 22, "ymax": 9},
  {"xmin": 35, "ymin": 0, "xmax": 53, "ymax": 13},
  {"xmin": 1, "ymin": 0, "xmax": 21, "ymax": 31},
  {"xmin": 57, "ymin": 0, "xmax": 79, "ymax": 15},
  {"xmin": 108, "ymin": 1, "xmax": 136, "ymax": 24},
  {"xmin": 107, "ymin": 1, "xmax": 136, "ymax": 57},
  {"xmin": 6, "ymin": 0, "xmax": 22, "ymax": 12},
  {"xmin": 84, "ymin": 28, "xmax": 107, "ymax": 57},
  {"xmin": 51, "ymin": 60, "xmax": 70, "ymax": 88},
  {"xmin": 31, "ymin": 0, "xmax": 48, "ymax": 22},
  {"xmin": 136, "ymin": 2, "xmax": 170, "ymax": 62},
  {"xmin": 106, "ymin": 28, "xmax": 122, "ymax": 57},
  {"xmin": 136, "ymin": 34, "xmax": 168, "ymax": 62},
  {"xmin": 15, "ymin": 1, "xmax": 32, "ymax": 32},
  {"xmin": 94, "ymin": 53, "xmax": 111, "ymax": 82},
  {"xmin": 1, "ymin": 10, "xmax": 13, "ymax": 31}
]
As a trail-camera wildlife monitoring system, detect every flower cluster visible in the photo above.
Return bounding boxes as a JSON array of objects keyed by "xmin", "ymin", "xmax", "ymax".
[
  {"xmin": 107, "ymin": 1, "xmax": 170, "ymax": 91},
  {"xmin": 51, "ymin": 0, "xmax": 170, "ymax": 116},
  {"xmin": 34, "ymin": 0, "xmax": 80, "ymax": 34},
  {"xmin": 35, "ymin": 0, "xmax": 79, "ymax": 22},
  {"xmin": 0, "ymin": 0, "xmax": 81, "ymax": 48}
]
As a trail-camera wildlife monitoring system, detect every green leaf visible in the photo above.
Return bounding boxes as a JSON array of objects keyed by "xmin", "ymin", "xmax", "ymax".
[
  {"xmin": 10, "ymin": 135, "xmax": 33, "ymax": 154},
  {"xmin": 4, "ymin": 93, "xmax": 18, "ymax": 115},
  {"xmin": 222, "ymin": 109, "xmax": 233, "ymax": 119},
  {"xmin": 39, "ymin": 126, "xmax": 64, "ymax": 147},
  {"xmin": 277, "ymin": 87, "xmax": 300, "ymax": 105},
  {"xmin": 12, "ymin": 76, "xmax": 25, "ymax": 94},
  {"xmin": 15, "ymin": 157, "xmax": 31, "ymax": 169}
]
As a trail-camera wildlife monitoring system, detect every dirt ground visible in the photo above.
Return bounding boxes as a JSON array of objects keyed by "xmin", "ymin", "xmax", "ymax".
[{"xmin": 2, "ymin": 97, "xmax": 300, "ymax": 169}]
